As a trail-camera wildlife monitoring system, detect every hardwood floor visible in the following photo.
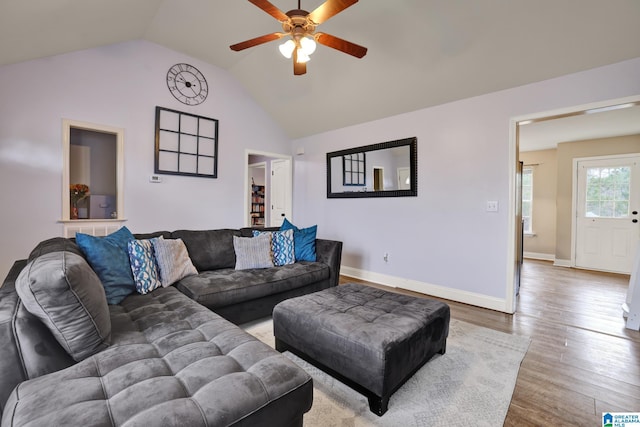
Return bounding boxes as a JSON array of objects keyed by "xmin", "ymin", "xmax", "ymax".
[{"xmin": 340, "ymin": 259, "xmax": 640, "ymax": 426}]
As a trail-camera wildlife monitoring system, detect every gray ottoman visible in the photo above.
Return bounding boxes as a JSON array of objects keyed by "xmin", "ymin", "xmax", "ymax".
[{"xmin": 273, "ymin": 283, "xmax": 450, "ymax": 416}]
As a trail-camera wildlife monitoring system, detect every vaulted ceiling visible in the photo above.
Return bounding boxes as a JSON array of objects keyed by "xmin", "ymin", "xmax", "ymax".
[{"xmin": 2, "ymin": 0, "xmax": 640, "ymax": 139}]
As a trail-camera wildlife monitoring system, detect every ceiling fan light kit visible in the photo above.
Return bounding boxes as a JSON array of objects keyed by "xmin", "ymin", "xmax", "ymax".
[{"xmin": 230, "ymin": 0, "xmax": 367, "ymax": 75}]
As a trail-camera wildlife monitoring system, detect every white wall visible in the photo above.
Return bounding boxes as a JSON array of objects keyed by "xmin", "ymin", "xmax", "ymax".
[
  {"xmin": 292, "ymin": 57, "xmax": 640, "ymax": 311},
  {"xmin": 0, "ymin": 40, "xmax": 290, "ymax": 279}
]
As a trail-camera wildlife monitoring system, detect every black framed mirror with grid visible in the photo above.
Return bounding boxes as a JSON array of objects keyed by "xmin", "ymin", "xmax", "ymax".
[
  {"xmin": 327, "ymin": 136, "xmax": 417, "ymax": 198},
  {"xmin": 154, "ymin": 106, "xmax": 218, "ymax": 178}
]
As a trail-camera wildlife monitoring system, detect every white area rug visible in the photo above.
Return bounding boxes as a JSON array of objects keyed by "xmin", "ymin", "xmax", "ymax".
[{"xmin": 243, "ymin": 318, "xmax": 530, "ymax": 427}]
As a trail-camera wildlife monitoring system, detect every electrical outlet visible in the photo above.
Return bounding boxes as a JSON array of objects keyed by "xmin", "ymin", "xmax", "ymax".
[
  {"xmin": 149, "ymin": 175, "xmax": 162, "ymax": 183},
  {"xmin": 486, "ymin": 200, "xmax": 499, "ymax": 212}
]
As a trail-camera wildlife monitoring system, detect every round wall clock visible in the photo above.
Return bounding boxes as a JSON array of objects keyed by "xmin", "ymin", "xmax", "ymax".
[{"xmin": 166, "ymin": 63, "xmax": 208, "ymax": 105}]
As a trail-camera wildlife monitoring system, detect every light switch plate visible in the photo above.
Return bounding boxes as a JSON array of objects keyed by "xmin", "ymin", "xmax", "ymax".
[{"xmin": 149, "ymin": 175, "xmax": 162, "ymax": 183}]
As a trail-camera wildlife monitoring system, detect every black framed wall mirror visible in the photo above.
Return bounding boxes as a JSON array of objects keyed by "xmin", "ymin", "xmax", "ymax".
[{"xmin": 327, "ymin": 137, "xmax": 417, "ymax": 198}]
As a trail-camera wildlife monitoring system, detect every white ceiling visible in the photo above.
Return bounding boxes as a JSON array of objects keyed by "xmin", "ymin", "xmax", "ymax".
[
  {"xmin": 519, "ymin": 104, "xmax": 640, "ymax": 152},
  {"xmin": 2, "ymin": 0, "xmax": 640, "ymax": 139}
]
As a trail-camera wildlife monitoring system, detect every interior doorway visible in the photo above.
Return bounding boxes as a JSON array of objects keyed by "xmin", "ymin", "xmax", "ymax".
[
  {"xmin": 373, "ymin": 167, "xmax": 384, "ymax": 191},
  {"xmin": 244, "ymin": 150, "xmax": 293, "ymax": 228},
  {"xmin": 508, "ymin": 95, "xmax": 640, "ymax": 313},
  {"xmin": 397, "ymin": 167, "xmax": 410, "ymax": 190},
  {"xmin": 248, "ymin": 162, "xmax": 266, "ymax": 227}
]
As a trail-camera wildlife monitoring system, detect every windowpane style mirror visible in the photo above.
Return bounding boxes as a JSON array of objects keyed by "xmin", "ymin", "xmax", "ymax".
[{"xmin": 327, "ymin": 137, "xmax": 417, "ymax": 198}]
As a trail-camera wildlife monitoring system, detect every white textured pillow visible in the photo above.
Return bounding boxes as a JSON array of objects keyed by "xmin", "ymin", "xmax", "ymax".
[
  {"xmin": 152, "ymin": 238, "xmax": 198, "ymax": 287},
  {"xmin": 233, "ymin": 233, "xmax": 274, "ymax": 270}
]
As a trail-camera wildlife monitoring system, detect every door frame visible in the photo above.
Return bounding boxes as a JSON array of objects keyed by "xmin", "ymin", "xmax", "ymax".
[
  {"xmin": 243, "ymin": 150, "xmax": 293, "ymax": 227},
  {"xmin": 571, "ymin": 153, "xmax": 640, "ymax": 272},
  {"xmin": 506, "ymin": 94, "xmax": 640, "ymax": 313}
]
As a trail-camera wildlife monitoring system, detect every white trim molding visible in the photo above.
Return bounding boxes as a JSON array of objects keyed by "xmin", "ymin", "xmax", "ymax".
[
  {"xmin": 340, "ymin": 266, "xmax": 510, "ymax": 313},
  {"xmin": 243, "ymin": 149, "xmax": 293, "ymax": 228},
  {"xmin": 523, "ymin": 252, "xmax": 554, "ymax": 261},
  {"xmin": 553, "ymin": 258, "xmax": 572, "ymax": 267},
  {"xmin": 62, "ymin": 119, "xmax": 125, "ymax": 221}
]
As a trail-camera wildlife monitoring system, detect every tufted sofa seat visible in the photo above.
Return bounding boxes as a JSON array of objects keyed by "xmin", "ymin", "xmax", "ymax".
[{"xmin": 2, "ymin": 286, "xmax": 312, "ymax": 426}]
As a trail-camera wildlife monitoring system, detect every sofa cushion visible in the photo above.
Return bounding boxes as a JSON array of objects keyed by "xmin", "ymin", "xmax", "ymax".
[
  {"xmin": 280, "ymin": 218, "xmax": 317, "ymax": 262},
  {"xmin": 253, "ymin": 229, "xmax": 295, "ymax": 266},
  {"xmin": 28, "ymin": 237, "xmax": 84, "ymax": 262},
  {"xmin": 127, "ymin": 238, "xmax": 162, "ymax": 294},
  {"xmin": 14, "ymin": 251, "xmax": 111, "ymax": 362},
  {"xmin": 175, "ymin": 261, "xmax": 330, "ymax": 309},
  {"xmin": 171, "ymin": 229, "xmax": 241, "ymax": 271},
  {"xmin": 133, "ymin": 231, "xmax": 172, "ymax": 240},
  {"xmin": 152, "ymin": 237, "xmax": 198, "ymax": 287},
  {"xmin": 3, "ymin": 287, "xmax": 313, "ymax": 427},
  {"xmin": 233, "ymin": 233, "xmax": 274, "ymax": 270},
  {"xmin": 76, "ymin": 226, "xmax": 136, "ymax": 304}
]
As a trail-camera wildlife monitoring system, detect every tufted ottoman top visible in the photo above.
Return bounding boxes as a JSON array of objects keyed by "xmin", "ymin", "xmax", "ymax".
[
  {"xmin": 2, "ymin": 287, "xmax": 312, "ymax": 427},
  {"xmin": 275, "ymin": 283, "xmax": 449, "ymax": 354},
  {"xmin": 273, "ymin": 282, "xmax": 450, "ymax": 409}
]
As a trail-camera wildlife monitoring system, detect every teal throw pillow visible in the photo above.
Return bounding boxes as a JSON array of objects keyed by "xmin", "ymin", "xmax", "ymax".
[
  {"xmin": 280, "ymin": 218, "xmax": 317, "ymax": 262},
  {"xmin": 76, "ymin": 226, "xmax": 136, "ymax": 304},
  {"xmin": 127, "ymin": 238, "xmax": 162, "ymax": 295},
  {"xmin": 252, "ymin": 229, "xmax": 295, "ymax": 266}
]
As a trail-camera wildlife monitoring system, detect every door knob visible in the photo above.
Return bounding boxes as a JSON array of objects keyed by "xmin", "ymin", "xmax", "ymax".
[
  {"xmin": 281, "ymin": 213, "xmax": 285, "ymax": 217},
  {"xmin": 633, "ymin": 219, "xmax": 638, "ymax": 223},
  {"xmin": 633, "ymin": 211, "xmax": 638, "ymax": 215}
]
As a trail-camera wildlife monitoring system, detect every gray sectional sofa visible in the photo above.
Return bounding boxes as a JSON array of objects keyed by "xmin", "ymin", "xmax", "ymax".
[{"xmin": 0, "ymin": 227, "xmax": 342, "ymax": 426}]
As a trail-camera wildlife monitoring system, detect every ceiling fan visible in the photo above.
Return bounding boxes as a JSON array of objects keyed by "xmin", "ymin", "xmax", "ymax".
[{"xmin": 230, "ymin": 0, "xmax": 367, "ymax": 75}]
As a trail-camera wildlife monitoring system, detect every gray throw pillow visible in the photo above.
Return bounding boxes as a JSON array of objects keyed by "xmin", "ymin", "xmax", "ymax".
[
  {"xmin": 233, "ymin": 233, "xmax": 274, "ymax": 270},
  {"xmin": 15, "ymin": 251, "xmax": 111, "ymax": 362},
  {"xmin": 152, "ymin": 238, "xmax": 198, "ymax": 287}
]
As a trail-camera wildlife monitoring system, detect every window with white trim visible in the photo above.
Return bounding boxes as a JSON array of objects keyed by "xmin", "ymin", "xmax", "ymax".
[{"xmin": 522, "ymin": 168, "xmax": 533, "ymax": 234}]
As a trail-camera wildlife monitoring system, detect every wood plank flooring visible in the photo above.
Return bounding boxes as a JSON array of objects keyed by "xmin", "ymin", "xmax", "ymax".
[{"xmin": 340, "ymin": 259, "xmax": 640, "ymax": 426}]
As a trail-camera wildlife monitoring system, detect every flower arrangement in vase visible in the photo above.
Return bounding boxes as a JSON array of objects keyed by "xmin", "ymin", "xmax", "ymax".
[{"xmin": 70, "ymin": 184, "xmax": 89, "ymax": 219}]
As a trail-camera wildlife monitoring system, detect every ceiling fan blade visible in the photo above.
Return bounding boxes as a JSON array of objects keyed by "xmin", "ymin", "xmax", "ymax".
[
  {"xmin": 315, "ymin": 32, "xmax": 367, "ymax": 58},
  {"xmin": 293, "ymin": 50, "xmax": 307, "ymax": 75},
  {"xmin": 248, "ymin": 0, "xmax": 288, "ymax": 21},
  {"xmin": 230, "ymin": 33, "xmax": 285, "ymax": 51},
  {"xmin": 308, "ymin": 0, "xmax": 358, "ymax": 24}
]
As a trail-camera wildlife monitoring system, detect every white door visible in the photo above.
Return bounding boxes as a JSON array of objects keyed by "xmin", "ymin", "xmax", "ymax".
[
  {"xmin": 397, "ymin": 167, "xmax": 410, "ymax": 190},
  {"xmin": 270, "ymin": 158, "xmax": 292, "ymax": 227},
  {"xmin": 575, "ymin": 155, "xmax": 640, "ymax": 273}
]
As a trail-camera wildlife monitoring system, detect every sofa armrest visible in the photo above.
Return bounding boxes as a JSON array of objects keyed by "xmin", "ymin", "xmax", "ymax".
[
  {"xmin": 315, "ymin": 239, "xmax": 343, "ymax": 288},
  {"xmin": 0, "ymin": 260, "xmax": 75, "ymax": 417},
  {"xmin": 2, "ymin": 260, "xmax": 28, "ymax": 289},
  {"xmin": 1, "ymin": 260, "xmax": 28, "ymax": 416}
]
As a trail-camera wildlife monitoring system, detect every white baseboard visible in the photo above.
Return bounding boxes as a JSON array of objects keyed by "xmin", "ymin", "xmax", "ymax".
[
  {"xmin": 523, "ymin": 252, "xmax": 554, "ymax": 261},
  {"xmin": 340, "ymin": 266, "xmax": 510, "ymax": 313},
  {"xmin": 553, "ymin": 258, "xmax": 572, "ymax": 267}
]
